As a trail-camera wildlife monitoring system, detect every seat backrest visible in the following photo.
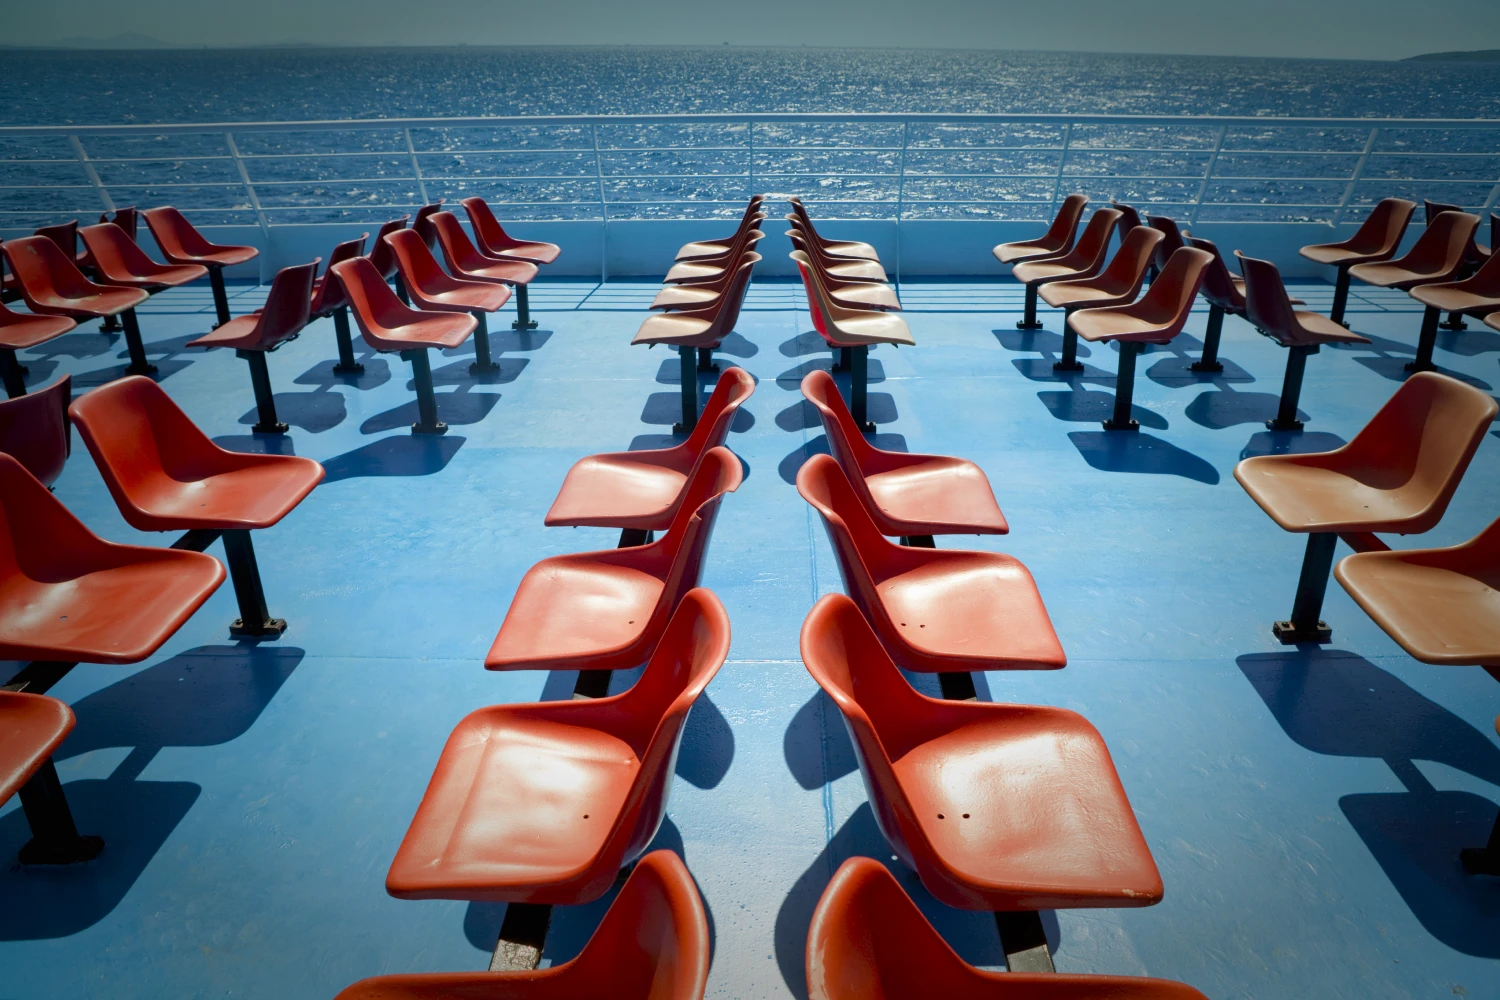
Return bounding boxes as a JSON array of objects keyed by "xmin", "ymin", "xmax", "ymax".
[
  {"xmin": 3, "ymin": 235, "xmax": 101, "ymax": 302},
  {"xmin": 1147, "ymin": 214, "xmax": 1189, "ymax": 268},
  {"xmin": 34, "ymin": 221, "xmax": 79, "ymax": 259},
  {"xmin": 1087, "ymin": 225, "xmax": 1164, "ymax": 299},
  {"xmin": 331, "ymin": 256, "xmax": 426, "ymax": 337},
  {"xmin": 1128, "ymin": 246, "xmax": 1212, "ymax": 328},
  {"xmin": 431, "ymin": 211, "xmax": 486, "ymax": 272},
  {"xmin": 386, "ymin": 228, "xmax": 451, "ymax": 293},
  {"xmin": 1111, "ymin": 200, "xmax": 1145, "ymax": 237},
  {"xmin": 0, "ymin": 452, "xmax": 116, "ymax": 584},
  {"xmin": 100, "ymin": 207, "xmax": 139, "ymax": 242},
  {"xmin": 801, "ymin": 368, "xmax": 875, "ymax": 471},
  {"xmin": 560, "ymin": 849, "xmax": 710, "ymax": 997},
  {"xmin": 411, "ymin": 201, "xmax": 445, "ymax": 250},
  {"xmin": 365, "ymin": 215, "xmax": 409, "ymax": 279},
  {"xmin": 1338, "ymin": 371, "xmax": 1498, "ymax": 533},
  {"xmin": 1452, "ymin": 243, "xmax": 1500, "ymax": 297},
  {"xmin": 1397, "ymin": 210, "xmax": 1480, "ymax": 276},
  {"xmin": 796, "ymin": 454, "xmax": 896, "ymax": 613},
  {"xmin": 792, "ymin": 253, "xmax": 833, "ymax": 340},
  {"xmin": 310, "ymin": 233, "xmax": 368, "ymax": 315},
  {"xmin": 681, "ymin": 365, "xmax": 756, "ymax": 456},
  {"xmin": 1235, "ymin": 251, "xmax": 1301, "ymax": 338},
  {"xmin": 0, "ymin": 375, "xmax": 70, "ymax": 488},
  {"xmin": 78, "ymin": 222, "xmax": 162, "ymax": 282},
  {"xmin": 654, "ymin": 447, "xmax": 744, "ymax": 611},
  {"xmin": 699, "ymin": 253, "xmax": 759, "ymax": 341},
  {"xmin": 249, "ymin": 260, "xmax": 319, "ymax": 349},
  {"xmin": 460, "ymin": 196, "xmax": 513, "ymax": 256},
  {"xmin": 1188, "ymin": 236, "xmax": 1245, "ymax": 312},
  {"xmin": 1057, "ymin": 207, "xmax": 1121, "ymax": 273},
  {"xmin": 1040, "ymin": 193, "xmax": 1089, "ymax": 250},
  {"xmin": 1345, "ymin": 198, "xmax": 1416, "ymax": 257},
  {"xmin": 141, "ymin": 206, "xmax": 216, "ymax": 259},
  {"xmin": 1425, "ymin": 199, "xmax": 1464, "ymax": 226}
]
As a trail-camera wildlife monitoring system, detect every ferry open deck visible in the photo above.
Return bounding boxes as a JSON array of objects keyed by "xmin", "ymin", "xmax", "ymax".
[{"xmin": 2, "ymin": 270, "xmax": 1498, "ymax": 999}]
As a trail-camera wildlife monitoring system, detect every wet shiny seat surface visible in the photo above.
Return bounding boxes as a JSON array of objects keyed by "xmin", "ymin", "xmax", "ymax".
[{"xmin": 0, "ymin": 691, "xmax": 75, "ymax": 804}]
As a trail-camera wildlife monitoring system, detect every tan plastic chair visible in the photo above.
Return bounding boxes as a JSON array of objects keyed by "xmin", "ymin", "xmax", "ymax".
[
  {"xmin": 1299, "ymin": 198, "xmax": 1416, "ymax": 325},
  {"xmin": 1406, "ymin": 251, "xmax": 1500, "ymax": 371},
  {"xmin": 662, "ymin": 229, "xmax": 766, "ymax": 285},
  {"xmin": 783, "ymin": 224, "xmax": 887, "ymax": 283},
  {"xmin": 1348, "ymin": 211, "xmax": 1480, "ymax": 294},
  {"xmin": 1011, "ymin": 208, "xmax": 1121, "ymax": 330},
  {"xmin": 788, "ymin": 197, "xmax": 879, "ymax": 261},
  {"xmin": 1234, "ymin": 371, "xmax": 1498, "ymax": 643},
  {"xmin": 992, "ymin": 194, "xmax": 1087, "ymax": 265},
  {"xmin": 787, "ymin": 231, "xmax": 900, "ymax": 311},
  {"xmin": 1040, "ymin": 226, "xmax": 1165, "ymax": 372},
  {"xmin": 1068, "ymin": 246, "xmax": 1212, "ymax": 431},
  {"xmin": 676, "ymin": 195, "xmax": 764, "ymax": 261}
]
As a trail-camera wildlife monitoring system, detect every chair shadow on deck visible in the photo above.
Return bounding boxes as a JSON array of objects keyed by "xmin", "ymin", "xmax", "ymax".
[
  {"xmin": 240, "ymin": 388, "xmax": 347, "ymax": 434},
  {"xmin": 993, "ymin": 326, "xmax": 1083, "ymax": 357},
  {"xmin": 777, "ymin": 431, "xmax": 909, "ymax": 486},
  {"xmin": 321, "ymin": 434, "xmax": 467, "ymax": 482},
  {"xmin": 1067, "ymin": 431, "xmax": 1219, "ymax": 484},
  {"xmin": 361, "ymin": 388, "xmax": 499, "ymax": 435},
  {"xmin": 1240, "ymin": 430, "xmax": 1347, "ymax": 460},
  {"xmin": 294, "ymin": 357, "xmax": 393, "ymax": 392},
  {"xmin": 1147, "ymin": 356, "xmax": 1254, "ymax": 386},
  {"xmin": 776, "ymin": 358, "xmax": 886, "ymax": 388},
  {"xmin": 1011, "ymin": 357, "xmax": 1116, "ymax": 386},
  {"xmin": 1184, "ymin": 386, "xmax": 1305, "ymax": 430},
  {"xmin": 1238, "ymin": 649, "xmax": 1500, "ymax": 958},
  {"xmin": 780, "ymin": 331, "xmax": 835, "ymax": 358},
  {"xmin": 1038, "ymin": 389, "xmax": 1168, "ymax": 430},
  {"xmin": 0, "ymin": 645, "xmax": 304, "ymax": 941},
  {"xmin": 776, "ymin": 395, "xmax": 897, "ymax": 433}
]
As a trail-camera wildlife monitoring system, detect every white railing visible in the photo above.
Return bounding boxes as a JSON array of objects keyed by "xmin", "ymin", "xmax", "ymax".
[{"xmin": 2, "ymin": 113, "xmax": 1498, "ymax": 232}]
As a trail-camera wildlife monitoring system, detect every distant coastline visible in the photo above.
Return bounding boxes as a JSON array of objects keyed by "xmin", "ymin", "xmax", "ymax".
[{"xmin": 1404, "ymin": 50, "xmax": 1500, "ymax": 63}]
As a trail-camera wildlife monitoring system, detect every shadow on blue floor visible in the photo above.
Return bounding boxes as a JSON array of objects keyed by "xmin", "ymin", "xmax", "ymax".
[
  {"xmin": 776, "ymin": 432, "xmax": 910, "ymax": 485},
  {"xmin": 1037, "ymin": 389, "xmax": 1168, "ymax": 430},
  {"xmin": 1355, "ymin": 356, "xmax": 1493, "ymax": 390},
  {"xmin": 780, "ymin": 331, "xmax": 832, "ymax": 358},
  {"xmin": 77, "ymin": 359, "xmax": 194, "ymax": 389},
  {"xmin": 1067, "ymin": 431, "xmax": 1220, "ymax": 484},
  {"xmin": 1147, "ymin": 356, "xmax": 1255, "ymax": 386},
  {"xmin": 322, "ymin": 435, "xmax": 466, "ymax": 481},
  {"xmin": 777, "ymin": 358, "xmax": 886, "ymax": 387},
  {"xmin": 1012, "ymin": 358, "xmax": 1116, "ymax": 385},
  {"xmin": 1238, "ymin": 649, "xmax": 1500, "ymax": 957},
  {"xmin": 25, "ymin": 331, "xmax": 118, "ymax": 360},
  {"xmin": 993, "ymin": 326, "xmax": 1084, "ymax": 357},
  {"xmin": 295, "ymin": 357, "xmax": 393, "ymax": 391},
  {"xmin": 784, "ymin": 690, "xmax": 858, "ymax": 790},
  {"xmin": 677, "ymin": 694, "xmax": 735, "ymax": 790},
  {"xmin": 776, "ymin": 394, "xmax": 897, "ymax": 432},
  {"xmin": 1241, "ymin": 430, "xmax": 1347, "ymax": 459},
  {"xmin": 479, "ymin": 329, "xmax": 553, "ymax": 354},
  {"xmin": 362, "ymin": 390, "xmax": 499, "ymax": 434},
  {"xmin": 717, "ymin": 330, "xmax": 758, "ymax": 358},
  {"xmin": 1434, "ymin": 326, "xmax": 1500, "ymax": 357},
  {"xmin": 1184, "ymin": 388, "xmax": 1305, "ymax": 430},
  {"xmin": 240, "ymin": 389, "xmax": 347, "ymax": 433},
  {"xmin": 429, "ymin": 357, "xmax": 528, "ymax": 386}
]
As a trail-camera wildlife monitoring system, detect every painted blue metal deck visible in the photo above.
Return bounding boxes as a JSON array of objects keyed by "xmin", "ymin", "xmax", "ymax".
[{"xmin": 2, "ymin": 273, "xmax": 1498, "ymax": 999}]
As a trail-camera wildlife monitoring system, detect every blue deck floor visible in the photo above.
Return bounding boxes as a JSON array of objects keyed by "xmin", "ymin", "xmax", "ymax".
[{"xmin": 2, "ymin": 273, "xmax": 1499, "ymax": 999}]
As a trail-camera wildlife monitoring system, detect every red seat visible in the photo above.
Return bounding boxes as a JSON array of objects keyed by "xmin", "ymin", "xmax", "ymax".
[
  {"xmin": 411, "ymin": 200, "xmax": 446, "ymax": 250},
  {"xmin": 1236, "ymin": 251, "xmax": 1370, "ymax": 431},
  {"xmin": 547, "ymin": 366, "xmax": 755, "ymax": 535},
  {"xmin": 801, "ymin": 594, "xmax": 1159, "ymax": 911},
  {"xmin": 802, "ymin": 369, "xmax": 1007, "ymax": 541},
  {"xmin": 387, "ymin": 228, "xmax": 509, "ymax": 375},
  {"xmin": 786, "ymin": 231, "xmax": 899, "ymax": 312},
  {"xmin": 1185, "ymin": 236, "xmax": 1303, "ymax": 374},
  {"xmin": 1299, "ymin": 198, "xmax": 1416, "ymax": 325},
  {"xmin": 1039, "ymin": 225, "xmax": 1164, "ymax": 372},
  {"xmin": 461, "ymin": 196, "xmax": 563, "ymax": 266},
  {"xmin": 808, "ymin": 856, "xmax": 1202, "ymax": 997},
  {"xmin": 342, "ymin": 850, "xmax": 709, "ymax": 999},
  {"xmin": 487, "ymin": 448, "xmax": 741, "ymax": 673},
  {"xmin": 0, "ymin": 374, "xmax": 70, "ymax": 486},
  {"xmin": 186, "ymin": 260, "xmax": 320, "ymax": 434},
  {"xmin": 79, "ymin": 222, "xmax": 208, "ymax": 292},
  {"xmin": 431, "ymin": 210, "xmax": 539, "ymax": 330},
  {"xmin": 141, "ymin": 206, "xmax": 258, "ymax": 328},
  {"xmin": 332, "ymin": 256, "xmax": 478, "ymax": 435},
  {"xmin": 1488, "ymin": 309, "xmax": 1500, "ymax": 334},
  {"xmin": 1348, "ymin": 210, "xmax": 1480, "ymax": 296},
  {"xmin": 1011, "ymin": 208, "xmax": 1121, "ymax": 330},
  {"xmin": 1145, "ymin": 215, "xmax": 1190, "ymax": 275},
  {"xmin": 2, "ymin": 235, "xmax": 153, "ymax": 376},
  {"xmin": 796, "ymin": 454, "xmax": 1063, "ymax": 674},
  {"xmin": 366, "ymin": 215, "xmax": 411, "ymax": 299},
  {"xmin": 34, "ymin": 220, "xmax": 89, "ymax": 270},
  {"xmin": 390, "ymin": 589, "xmax": 729, "ymax": 904},
  {"xmin": 677, "ymin": 196, "xmax": 766, "ymax": 261},
  {"xmin": 0, "ymin": 691, "xmax": 104, "ymax": 866},
  {"xmin": 992, "ymin": 194, "xmax": 1088, "ymax": 265},
  {"xmin": 787, "ymin": 198, "xmax": 880, "ymax": 263},
  {"xmin": 1406, "ymin": 248, "xmax": 1500, "ymax": 372},
  {"xmin": 97, "ymin": 206, "xmax": 139, "ymax": 243},
  {"xmin": 1068, "ymin": 246, "xmax": 1213, "ymax": 431},
  {"xmin": 0, "ymin": 301, "xmax": 74, "ymax": 398},
  {"xmin": 308, "ymin": 233, "xmax": 369, "ymax": 376},
  {"xmin": 0, "ymin": 453, "xmax": 224, "ymax": 663}
]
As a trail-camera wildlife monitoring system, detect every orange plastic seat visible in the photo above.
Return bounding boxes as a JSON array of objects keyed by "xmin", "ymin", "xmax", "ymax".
[
  {"xmin": 390, "ymin": 589, "xmax": 729, "ymax": 904},
  {"xmin": 2, "ymin": 235, "xmax": 153, "ymax": 376},
  {"xmin": 797, "ymin": 455, "xmax": 1063, "ymax": 674},
  {"xmin": 1145, "ymin": 215, "xmax": 1190, "ymax": 275},
  {"xmin": 1488, "ymin": 309, "xmax": 1500, "ymax": 334},
  {"xmin": 0, "ymin": 453, "xmax": 224, "ymax": 664},
  {"xmin": 992, "ymin": 194, "xmax": 1087, "ymax": 265},
  {"xmin": 788, "ymin": 198, "xmax": 880, "ymax": 262},
  {"xmin": 1406, "ymin": 250, "xmax": 1500, "ymax": 372},
  {"xmin": 431, "ymin": 211, "xmax": 540, "ymax": 328},
  {"xmin": 787, "ymin": 231, "xmax": 900, "ymax": 311},
  {"xmin": 634, "ymin": 255, "xmax": 758, "ymax": 432},
  {"xmin": 332, "ymin": 256, "xmax": 478, "ymax": 435},
  {"xmin": 1348, "ymin": 210, "xmax": 1479, "ymax": 297},
  {"xmin": 663, "ymin": 228, "xmax": 770, "ymax": 284},
  {"xmin": 79, "ymin": 221, "xmax": 208, "ymax": 292},
  {"xmin": 808, "ymin": 856, "xmax": 1202, "ymax": 997},
  {"xmin": 186, "ymin": 260, "xmax": 319, "ymax": 434},
  {"xmin": 97, "ymin": 206, "xmax": 138, "ymax": 243},
  {"xmin": 652, "ymin": 245, "xmax": 766, "ymax": 310},
  {"xmin": 462, "ymin": 196, "xmax": 563, "ymax": 266},
  {"xmin": 546, "ymin": 367, "xmax": 755, "ymax": 535},
  {"xmin": 0, "ymin": 374, "xmax": 70, "ymax": 486},
  {"xmin": 140, "ymin": 206, "xmax": 258, "ymax": 327},
  {"xmin": 309, "ymin": 233, "xmax": 369, "ymax": 375},
  {"xmin": 677, "ymin": 196, "xmax": 766, "ymax": 261},
  {"xmin": 801, "ymin": 594, "xmax": 1158, "ymax": 910},
  {"xmin": 342, "ymin": 850, "xmax": 709, "ymax": 999},
  {"xmin": 34, "ymin": 220, "xmax": 88, "ymax": 270},
  {"xmin": 1235, "ymin": 371, "xmax": 1497, "ymax": 643},
  {"xmin": 366, "ymin": 215, "xmax": 412, "ymax": 300},
  {"xmin": 1069, "ymin": 246, "xmax": 1213, "ymax": 431},
  {"xmin": 388, "ymin": 228, "xmax": 509, "ymax": 375},
  {"xmin": 487, "ymin": 449, "xmax": 741, "ymax": 673},
  {"xmin": 411, "ymin": 200, "xmax": 446, "ymax": 250},
  {"xmin": 1011, "ymin": 208, "xmax": 1121, "ymax": 329},
  {"xmin": 801, "ymin": 369, "xmax": 1007, "ymax": 541},
  {"xmin": 1039, "ymin": 225, "xmax": 1164, "ymax": 372},
  {"xmin": 0, "ymin": 300, "xmax": 74, "ymax": 398},
  {"xmin": 0, "ymin": 691, "xmax": 104, "ymax": 866},
  {"xmin": 1299, "ymin": 198, "xmax": 1416, "ymax": 325},
  {"xmin": 1236, "ymin": 251, "xmax": 1370, "ymax": 431}
]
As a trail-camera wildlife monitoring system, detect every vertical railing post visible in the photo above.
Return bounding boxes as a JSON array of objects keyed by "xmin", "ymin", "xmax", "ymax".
[
  {"xmin": 68, "ymin": 135, "xmax": 115, "ymax": 214},
  {"xmin": 747, "ymin": 120, "xmax": 756, "ymax": 199},
  {"xmin": 1331, "ymin": 127, "xmax": 1379, "ymax": 229},
  {"xmin": 895, "ymin": 120, "xmax": 908, "ymax": 289},
  {"xmin": 1189, "ymin": 123, "xmax": 1228, "ymax": 228},
  {"xmin": 403, "ymin": 128, "xmax": 431, "ymax": 206},
  {"xmin": 1480, "ymin": 176, "xmax": 1500, "ymax": 217},
  {"xmin": 1048, "ymin": 124, "xmax": 1073, "ymax": 221},
  {"xmin": 224, "ymin": 132, "xmax": 271, "ymax": 281},
  {"xmin": 592, "ymin": 124, "xmax": 608, "ymax": 282}
]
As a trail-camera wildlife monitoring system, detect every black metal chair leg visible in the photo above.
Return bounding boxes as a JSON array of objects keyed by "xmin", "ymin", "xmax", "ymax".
[
  {"xmin": 393, "ymin": 274, "xmax": 410, "ymax": 305},
  {"xmin": 1191, "ymin": 304, "xmax": 1226, "ymax": 373},
  {"xmin": 469, "ymin": 310, "xmax": 499, "ymax": 375},
  {"xmin": 16, "ymin": 759, "xmax": 103, "ymax": 865},
  {"xmin": 995, "ymin": 911, "xmax": 1054, "ymax": 973},
  {"xmin": 850, "ymin": 345, "xmax": 874, "ymax": 432},
  {"xmin": 1406, "ymin": 306, "xmax": 1441, "ymax": 373},
  {"xmin": 1054, "ymin": 311, "xmax": 1084, "ymax": 372},
  {"xmin": 209, "ymin": 264, "xmax": 232, "ymax": 328},
  {"xmin": 697, "ymin": 347, "xmax": 719, "ymax": 373},
  {"xmin": 511, "ymin": 282, "xmax": 537, "ymax": 331},
  {"xmin": 491, "ymin": 902, "xmax": 552, "ymax": 971},
  {"xmin": 1272, "ymin": 532, "xmax": 1337, "ymax": 644},
  {"xmin": 674, "ymin": 345, "xmax": 698, "ymax": 434},
  {"xmin": 1102, "ymin": 341, "xmax": 1142, "ymax": 430},
  {"xmin": 222, "ymin": 528, "xmax": 286, "ymax": 638},
  {"xmin": 121, "ymin": 308, "xmax": 157, "ymax": 376},
  {"xmin": 1441, "ymin": 310, "xmax": 1467, "ymax": 331},
  {"xmin": 1460, "ymin": 810, "xmax": 1500, "ymax": 875},
  {"xmin": 1329, "ymin": 266, "xmax": 1352, "ymax": 327},
  {"xmin": 0, "ymin": 349, "xmax": 26, "ymax": 398},
  {"xmin": 831, "ymin": 346, "xmax": 851, "ymax": 372},
  {"xmin": 239, "ymin": 349, "xmax": 287, "ymax": 433},
  {"xmin": 404, "ymin": 348, "xmax": 447, "ymax": 435},
  {"xmin": 1016, "ymin": 283, "xmax": 1042, "ymax": 330},
  {"xmin": 1267, "ymin": 345, "xmax": 1313, "ymax": 431},
  {"xmin": 331, "ymin": 308, "xmax": 365, "ymax": 375}
]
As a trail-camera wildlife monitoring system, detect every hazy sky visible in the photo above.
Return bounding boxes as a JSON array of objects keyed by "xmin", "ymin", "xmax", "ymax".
[{"xmin": 6, "ymin": 0, "xmax": 1499, "ymax": 60}]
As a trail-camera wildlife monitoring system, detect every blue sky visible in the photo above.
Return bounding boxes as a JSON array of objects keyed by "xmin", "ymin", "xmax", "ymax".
[{"xmin": 6, "ymin": 0, "xmax": 1499, "ymax": 60}]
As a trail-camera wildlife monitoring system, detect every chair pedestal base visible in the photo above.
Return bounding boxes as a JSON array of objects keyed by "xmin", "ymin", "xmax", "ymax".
[
  {"xmin": 238, "ymin": 349, "xmax": 287, "ymax": 434},
  {"xmin": 1329, "ymin": 265, "xmax": 1352, "ymax": 327},
  {"xmin": 16, "ymin": 760, "xmax": 103, "ymax": 866},
  {"xmin": 849, "ymin": 344, "xmax": 874, "ymax": 432},
  {"xmin": 231, "ymin": 617, "xmax": 287, "ymax": 638},
  {"xmin": 1272, "ymin": 619, "xmax": 1331, "ymax": 644},
  {"xmin": 1190, "ymin": 304, "xmax": 1226, "ymax": 372},
  {"xmin": 511, "ymin": 283, "xmax": 538, "ymax": 331},
  {"xmin": 995, "ymin": 911, "xmax": 1055, "ymax": 973},
  {"xmin": 490, "ymin": 902, "xmax": 552, "ymax": 972},
  {"xmin": 0, "ymin": 349, "xmax": 26, "ymax": 398},
  {"xmin": 181, "ymin": 528, "xmax": 288, "ymax": 640},
  {"xmin": 697, "ymin": 347, "xmax": 720, "ymax": 373},
  {"xmin": 209, "ymin": 265, "xmax": 232, "ymax": 328},
  {"xmin": 469, "ymin": 310, "xmax": 499, "ymax": 375},
  {"xmin": 1405, "ymin": 306, "xmax": 1441, "ymax": 373},
  {"xmin": 402, "ymin": 348, "xmax": 447, "ymax": 435},
  {"xmin": 120, "ymin": 308, "xmax": 157, "ymax": 376},
  {"xmin": 1440, "ymin": 312, "xmax": 1467, "ymax": 331},
  {"xmin": 1016, "ymin": 283, "xmax": 1043, "ymax": 329},
  {"xmin": 1055, "ymin": 314, "xmax": 1084, "ymax": 371},
  {"xmin": 331, "ymin": 308, "xmax": 365, "ymax": 375},
  {"xmin": 1274, "ymin": 531, "xmax": 1337, "ymax": 644},
  {"xmin": 1102, "ymin": 341, "xmax": 1143, "ymax": 431},
  {"xmin": 674, "ymin": 345, "xmax": 699, "ymax": 434}
]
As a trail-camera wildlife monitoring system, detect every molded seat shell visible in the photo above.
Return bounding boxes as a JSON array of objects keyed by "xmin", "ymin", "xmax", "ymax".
[
  {"xmin": 1348, "ymin": 211, "xmax": 1480, "ymax": 290},
  {"xmin": 461, "ymin": 197, "xmax": 562, "ymax": 265},
  {"xmin": 792, "ymin": 252, "xmax": 914, "ymax": 349},
  {"xmin": 365, "ymin": 216, "xmax": 410, "ymax": 280},
  {"xmin": 1069, "ymin": 247, "xmax": 1212, "ymax": 345},
  {"xmin": 0, "ymin": 692, "xmax": 76, "ymax": 806},
  {"xmin": 0, "ymin": 300, "xmax": 75, "ymax": 352},
  {"xmin": 808, "ymin": 856, "xmax": 1202, "ymax": 1000},
  {"xmin": 69, "ymin": 375, "xmax": 324, "ymax": 532},
  {"xmin": 411, "ymin": 201, "xmax": 445, "ymax": 249},
  {"xmin": 79, "ymin": 223, "xmax": 208, "ymax": 290},
  {"xmin": 993, "ymin": 194, "xmax": 1088, "ymax": 265},
  {"xmin": 796, "ymin": 454, "xmax": 1063, "ymax": 673},
  {"xmin": 35, "ymin": 221, "xmax": 88, "ymax": 268},
  {"xmin": 187, "ymin": 260, "xmax": 318, "ymax": 351},
  {"xmin": 1234, "ymin": 371, "xmax": 1497, "ymax": 534},
  {"xmin": 387, "ymin": 229, "xmax": 510, "ymax": 314},
  {"xmin": 546, "ymin": 367, "xmax": 755, "ymax": 532},
  {"xmin": 308, "ymin": 234, "xmax": 368, "ymax": 317},
  {"xmin": 788, "ymin": 197, "xmax": 879, "ymax": 261},
  {"xmin": 389, "ymin": 591, "xmax": 729, "ymax": 905},
  {"xmin": 1299, "ymin": 198, "xmax": 1416, "ymax": 268},
  {"xmin": 1336, "ymin": 515, "xmax": 1500, "ymax": 666},
  {"xmin": 663, "ymin": 230, "xmax": 768, "ymax": 284},
  {"xmin": 1408, "ymin": 248, "xmax": 1500, "ymax": 317},
  {"xmin": 648, "ymin": 250, "xmax": 761, "ymax": 314},
  {"xmin": 431, "ymin": 212, "xmax": 538, "ymax": 285},
  {"xmin": 487, "ymin": 448, "xmax": 741, "ymax": 672},
  {"xmin": 0, "ymin": 375, "xmax": 71, "ymax": 487},
  {"xmin": 677, "ymin": 196, "xmax": 765, "ymax": 260},
  {"xmin": 801, "ymin": 369, "xmax": 1006, "ymax": 537},
  {"xmin": 787, "ymin": 231, "xmax": 901, "ymax": 310},
  {"xmin": 331, "ymin": 257, "xmax": 477, "ymax": 352},
  {"xmin": 344, "ymin": 850, "xmax": 708, "ymax": 1000},
  {"xmin": 801, "ymin": 594, "xmax": 1159, "ymax": 910},
  {"xmin": 1011, "ymin": 208, "xmax": 1121, "ymax": 286},
  {"xmin": 1236, "ymin": 252, "xmax": 1370, "ymax": 348},
  {"xmin": 1039, "ymin": 227, "xmax": 1164, "ymax": 311},
  {"xmin": 634, "ymin": 256, "xmax": 758, "ymax": 349},
  {"xmin": 0, "ymin": 453, "xmax": 224, "ymax": 663},
  {"xmin": 3, "ymin": 236, "xmax": 149, "ymax": 319},
  {"xmin": 141, "ymin": 206, "xmax": 258, "ymax": 269}
]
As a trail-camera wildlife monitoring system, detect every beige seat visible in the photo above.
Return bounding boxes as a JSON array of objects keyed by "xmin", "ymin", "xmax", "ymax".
[
  {"xmin": 1011, "ymin": 208, "xmax": 1121, "ymax": 329},
  {"xmin": 1347, "ymin": 211, "xmax": 1479, "ymax": 292},
  {"xmin": 788, "ymin": 196, "xmax": 879, "ymax": 261},
  {"xmin": 788, "ymin": 230, "xmax": 899, "ymax": 310},
  {"xmin": 1299, "ymin": 198, "xmax": 1416, "ymax": 325},
  {"xmin": 1406, "ymin": 251, "xmax": 1500, "ymax": 371},
  {"xmin": 663, "ymin": 230, "xmax": 764, "ymax": 285},
  {"xmin": 992, "ymin": 194, "xmax": 1087, "ymax": 265},
  {"xmin": 1040, "ymin": 226, "xmax": 1165, "ymax": 371}
]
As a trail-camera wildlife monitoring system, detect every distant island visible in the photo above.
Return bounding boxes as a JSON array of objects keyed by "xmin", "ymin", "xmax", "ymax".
[{"xmin": 1404, "ymin": 50, "xmax": 1500, "ymax": 63}]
